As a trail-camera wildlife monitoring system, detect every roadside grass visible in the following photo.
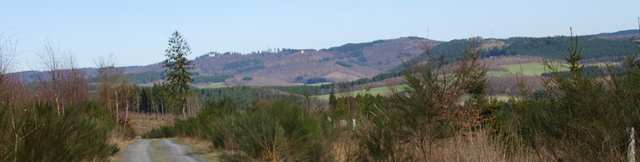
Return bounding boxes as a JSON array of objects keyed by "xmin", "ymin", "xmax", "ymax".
[
  {"xmin": 108, "ymin": 128, "xmax": 138, "ymax": 162},
  {"xmin": 174, "ymin": 136, "xmax": 222, "ymax": 161}
]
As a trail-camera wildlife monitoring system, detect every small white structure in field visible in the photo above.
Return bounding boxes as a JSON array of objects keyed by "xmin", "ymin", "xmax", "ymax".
[{"xmin": 301, "ymin": 50, "xmax": 304, "ymax": 53}]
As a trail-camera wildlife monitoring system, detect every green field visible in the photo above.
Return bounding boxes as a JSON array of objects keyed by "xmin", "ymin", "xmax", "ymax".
[
  {"xmin": 315, "ymin": 85, "xmax": 407, "ymax": 99},
  {"xmin": 315, "ymin": 84, "xmax": 512, "ymax": 102},
  {"xmin": 486, "ymin": 71, "xmax": 511, "ymax": 77},
  {"xmin": 488, "ymin": 61, "xmax": 620, "ymax": 77},
  {"xmin": 195, "ymin": 82, "xmax": 226, "ymax": 89},
  {"xmin": 487, "ymin": 63, "xmax": 567, "ymax": 77}
]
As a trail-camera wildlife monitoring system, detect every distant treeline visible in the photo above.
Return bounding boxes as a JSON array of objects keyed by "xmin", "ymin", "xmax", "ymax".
[
  {"xmin": 88, "ymin": 71, "xmax": 234, "ymax": 85},
  {"xmin": 192, "ymin": 86, "xmax": 283, "ymax": 109},
  {"xmin": 305, "ymin": 78, "xmax": 328, "ymax": 84},
  {"xmin": 280, "ymin": 48, "xmax": 317, "ymax": 54},
  {"xmin": 498, "ymin": 36, "xmax": 634, "ymax": 59},
  {"xmin": 320, "ymin": 40, "xmax": 384, "ymax": 53}
]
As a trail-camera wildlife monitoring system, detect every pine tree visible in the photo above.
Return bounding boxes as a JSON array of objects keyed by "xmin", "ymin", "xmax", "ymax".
[
  {"xmin": 329, "ymin": 90, "xmax": 337, "ymax": 108},
  {"xmin": 162, "ymin": 31, "xmax": 194, "ymax": 119}
]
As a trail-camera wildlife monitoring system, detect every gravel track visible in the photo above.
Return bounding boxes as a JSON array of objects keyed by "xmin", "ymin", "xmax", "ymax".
[{"xmin": 122, "ymin": 139, "xmax": 207, "ymax": 162}]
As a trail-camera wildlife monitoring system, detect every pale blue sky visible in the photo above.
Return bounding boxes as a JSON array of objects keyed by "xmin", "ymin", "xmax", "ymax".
[{"xmin": 1, "ymin": 0, "xmax": 639, "ymax": 72}]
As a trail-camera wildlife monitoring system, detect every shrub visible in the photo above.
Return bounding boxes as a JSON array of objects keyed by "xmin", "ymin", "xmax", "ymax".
[
  {"xmin": 507, "ymin": 31, "xmax": 640, "ymax": 161},
  {"xmin": 355, "ymin": 38, "xmax": 489, "ymax": 161},
  {"xmin": 0, "ymin": 101, "xmax": 119, "ymax": 161},
  {"xmin": 144, "ymin": 96, "xmax": 337, "ymax": 161}
]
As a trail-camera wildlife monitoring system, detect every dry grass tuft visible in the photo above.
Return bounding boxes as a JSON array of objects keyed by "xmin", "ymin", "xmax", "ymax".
[
  {"xmin": 107, "ymin": 127, "xmax": 137, "ymax": 162},
  {"xmin": 430, "ymin": 130, "xmax": 554, "ymax": 162},
  {"xmin": 128, "ymin": 112, "xmax": 176, "ymax": 136}
]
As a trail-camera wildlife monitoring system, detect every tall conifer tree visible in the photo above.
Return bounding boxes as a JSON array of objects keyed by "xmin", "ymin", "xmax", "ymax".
[{"xmin": 162, "ymin": 31, "xmax": 194, "ymax": 119}]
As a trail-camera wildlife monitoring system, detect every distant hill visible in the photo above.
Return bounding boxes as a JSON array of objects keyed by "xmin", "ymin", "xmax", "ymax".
[
  {"xmin": 394, "ymin": 34, "xmax": 638, "ymax": 72},
  {"xmin": 14, "ymin": 29, "xmax": 639, "ymax": 86},
  {"xmin": 595, "ymin": 29, "xmax": 640, "ymax": 41},
  {"xmin": 596, "ymin": 29, "xmax": 639, "ymax": 37},
  {"xmin": 126, "ymin": 37, "xmax": 440, "ymax": 85}
]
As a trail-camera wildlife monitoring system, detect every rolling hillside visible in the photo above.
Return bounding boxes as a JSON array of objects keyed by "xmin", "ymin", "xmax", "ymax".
[
  {"xmin": 127, "ymin": 37, "xmax": 440, "ymax": 85},
  {"xmin": 13, "ymin": 29, "xmax": 638, "ymax": 86}
]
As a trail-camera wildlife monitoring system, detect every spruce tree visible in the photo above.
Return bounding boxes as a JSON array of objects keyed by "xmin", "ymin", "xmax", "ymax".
[
  {"xmin": 329, "ymin": 90, "xmax": 337, "ymax": 108},
  {"xmin": 162, "ymin": 31, "xmax": 194, "ymax": 119}
]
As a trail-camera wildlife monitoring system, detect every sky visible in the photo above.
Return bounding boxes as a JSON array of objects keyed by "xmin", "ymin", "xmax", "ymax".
[{"xmin": 1, "ymin": 0, "xmax": 639, "ymax": 72}]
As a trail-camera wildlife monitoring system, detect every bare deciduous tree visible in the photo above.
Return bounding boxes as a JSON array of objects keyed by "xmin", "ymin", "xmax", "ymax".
[
  {"xmin": 94, "ymin": 54, "xmax": 123, "ymax": 120},
  {"xmin": 0, "ymin": 33, "xmax": 17, "ymax": 84},
  {"xmin": 33, "ymin": 40, "xmax": 65, "ymax": 115}
]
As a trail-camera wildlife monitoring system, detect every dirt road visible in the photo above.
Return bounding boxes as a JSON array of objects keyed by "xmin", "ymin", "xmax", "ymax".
[{"xmin": 122, "ymin": 139, "xmax": 207, "ymax": 162}]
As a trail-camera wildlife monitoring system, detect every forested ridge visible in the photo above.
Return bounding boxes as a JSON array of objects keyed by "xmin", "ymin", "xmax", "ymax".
[{"xmin": 395, "ymin": 36, "xmax": 637, "ymax": 72}]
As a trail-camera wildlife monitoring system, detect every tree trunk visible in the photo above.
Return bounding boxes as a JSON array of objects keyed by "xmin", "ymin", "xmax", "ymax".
[
  {"xmin": 115, "ymin": 90, "xmax": 119, "ymax": 124},
  {"xmin": 182, "ymin": 95, "xmax": 186, "ymax": 120},
  {"xmin": 125, "ymin": 96, "xmax": 129, "ymax": 131}
]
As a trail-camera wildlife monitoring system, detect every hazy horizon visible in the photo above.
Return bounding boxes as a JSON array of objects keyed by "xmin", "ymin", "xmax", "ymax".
[{"xmin": 2, "ymin": 0, "xmax": 639, "ymax": 72}]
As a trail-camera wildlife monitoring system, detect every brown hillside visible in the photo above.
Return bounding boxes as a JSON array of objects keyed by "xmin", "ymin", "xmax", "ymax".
[{"xmin": 127, "ymin": 37, "xmax": 441, "ymax": 84}]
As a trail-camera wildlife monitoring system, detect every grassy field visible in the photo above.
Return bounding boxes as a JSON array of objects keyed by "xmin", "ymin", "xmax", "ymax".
[
  {"xmin": 488, "ymin": 61, "xmax": 620, "ymax": 77},
  {"xmin": 486, "ymin": 71, "xmax": 511, "ymax": 77},
  {"xmin": 195, "ymin": 82, "xmax": 226, "ymax": 89},
  {"xmin": 499, "ymin": 62, "xmax": 569, "ymax": 76},
  {"xmin": 315, "ymin": 85, "xmax": 407, "ymax": 99},
  {"xmin": 315, "ymin": 84, "xmax": 512, "ymax": 102}
]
